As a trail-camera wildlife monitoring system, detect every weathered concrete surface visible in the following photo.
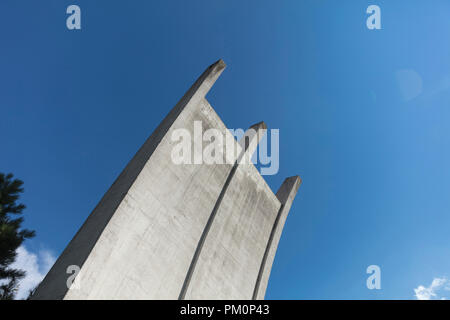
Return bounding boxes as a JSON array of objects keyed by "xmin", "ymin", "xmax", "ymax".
[
  {"xmin": 184, "ymin": 162, "xmax": 282, "ymax": 299},
  {"xmin": 179, "ymin": 122, "xmax": 269, "ymax": 300},
  {"xmin": 32, "ymin": 60, "xmax": 301, "ymax": 300}
]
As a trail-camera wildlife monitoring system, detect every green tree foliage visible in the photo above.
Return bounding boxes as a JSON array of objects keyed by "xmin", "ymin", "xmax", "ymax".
[{"xmin": 0, "ymin": 173, "xmax": 35, "ymax": 299}]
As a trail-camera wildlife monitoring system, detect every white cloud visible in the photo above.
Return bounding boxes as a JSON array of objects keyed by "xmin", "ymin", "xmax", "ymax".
[
  {"xmin": 8, "ymin": 245, "xmax": 56, "ymax": 300},
  {"xmin": 414, "ymin": 277, "xmax": 450, "ymax": 300}
]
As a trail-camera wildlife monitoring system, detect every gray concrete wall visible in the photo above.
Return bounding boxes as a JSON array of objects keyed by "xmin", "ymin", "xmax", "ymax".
[
  {"xmin": 184, "ymin": 162, "xmax": 282, "ymax": 299},
  {"xmin": 32, "ymin": 60, "xmax": 301, "ymax": 300}
]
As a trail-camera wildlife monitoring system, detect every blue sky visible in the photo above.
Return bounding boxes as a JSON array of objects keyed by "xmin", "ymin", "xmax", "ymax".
[{"xmin": 1, "ymin": 0, "xmax": 450, "ymax": 299}]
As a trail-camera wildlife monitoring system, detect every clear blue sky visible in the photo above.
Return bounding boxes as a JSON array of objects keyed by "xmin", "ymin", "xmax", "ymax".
[{"xmin": 1, "ymin": 0, "xmax": 450, "ymax": 299}]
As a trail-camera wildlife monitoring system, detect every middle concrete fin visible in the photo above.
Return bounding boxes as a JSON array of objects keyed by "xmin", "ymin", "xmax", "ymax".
[{"xmin": 178, "ymin": 121, "xmax": 267, "ymax": 300}]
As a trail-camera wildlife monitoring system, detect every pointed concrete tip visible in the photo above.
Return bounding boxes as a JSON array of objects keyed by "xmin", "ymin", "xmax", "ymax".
[
  {"xmin": 288, "ymin": 175, "xmax": 302, "ymax": 188},
  {"xmin": 287, "ymin": 175, "xmax": 301, "ymax": 182},
  {"xmin": 288, "ymin": 176, "xmax": 302, "ymax": 194},
  {"xmin": 209, "ymin": 59, "xmax": 227, "ymax": 71},
  {"xmin": 276, "ymin": 176, "xmax": 302, "ymax": 204},
  {"xmin": 249, "ymin": 121, "xmax": 267, "ymax": 131}
]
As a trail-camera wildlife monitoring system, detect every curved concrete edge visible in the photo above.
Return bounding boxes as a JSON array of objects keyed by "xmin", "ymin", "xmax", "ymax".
[{"xmin": 253, "ymin": 176, "xmax": 302, "ymax": 300}]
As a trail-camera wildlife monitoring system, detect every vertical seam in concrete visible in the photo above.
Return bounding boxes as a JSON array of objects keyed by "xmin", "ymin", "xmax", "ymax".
[
  {"xmin": 252, "ymin": 203, "xmax": 285, "ymax": 300},
  {"xmin": 178, "ymin": 161, "xmax": 239, "ymax": 300}
]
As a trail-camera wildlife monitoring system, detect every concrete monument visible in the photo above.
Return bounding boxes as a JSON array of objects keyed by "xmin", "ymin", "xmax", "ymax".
[{"xmin": 32, "ymin": 60, "xmax": 301, "ymax": 300}]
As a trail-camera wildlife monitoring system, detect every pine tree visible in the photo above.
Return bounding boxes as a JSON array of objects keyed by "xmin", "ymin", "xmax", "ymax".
[{"xmin": 0, "ymin": 173, "xmax": 35, "ymax": 300}]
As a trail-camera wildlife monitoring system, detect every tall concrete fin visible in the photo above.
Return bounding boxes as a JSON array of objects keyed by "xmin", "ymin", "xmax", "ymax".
[
  {"xmin": 31, "ymin": 59, "xmax": 226, "ymax": 300},
  {"xmin": 253, "ymin": 176, "xmax": 302, "ymax": 300}
]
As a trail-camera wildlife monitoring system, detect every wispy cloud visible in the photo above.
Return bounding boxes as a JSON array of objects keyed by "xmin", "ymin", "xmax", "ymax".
[
  {"xmin": 8, "ymin": 245, "xmax": 56, "ymax": 299},
  {"xmin": 414, "ymin": 277, "xmax": 450, "ymax": 300}
]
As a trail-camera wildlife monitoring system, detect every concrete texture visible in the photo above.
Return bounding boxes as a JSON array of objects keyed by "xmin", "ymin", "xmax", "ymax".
[{"xmin": 32, "ymin": 60, "xmax": 301, "ymax": 300}]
